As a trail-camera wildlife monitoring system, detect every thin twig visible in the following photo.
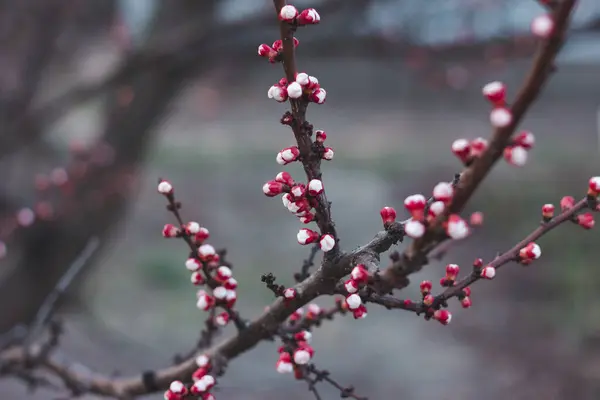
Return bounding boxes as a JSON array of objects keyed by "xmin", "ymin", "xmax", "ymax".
[{"xmin": 26, "ymin": 237, "xmax": 101, "ymax": 343}]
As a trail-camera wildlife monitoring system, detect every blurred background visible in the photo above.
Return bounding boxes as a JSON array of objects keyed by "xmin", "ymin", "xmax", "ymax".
[{"xmin": 1, "ymin": 0, "xmax": 600, "ymax": 399}]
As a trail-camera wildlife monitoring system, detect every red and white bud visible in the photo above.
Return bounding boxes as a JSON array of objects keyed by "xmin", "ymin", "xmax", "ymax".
[
  {"xmin": 169, "ymin": 381, "xmax": 187, "ymax": 395},
  {"xmin": 191, "ymin": 272, "xmax": 205, "ymax": 285},
  {"xmin": 225, "ymin": 278, "xmax": 238, "ymax": 290},
  {"xmin": 212, "ymin": 286, "xmax": 227, "ymax": 301},
  {"xmin": 307, "ymin": 304, "xmax": 321, "ymax": 318},
  {"xmin": 519, "ymin": 242, "xmax": 542, "ymax": 263},
  {"xmin": 420, "ymin": 280, "xmax": 432, "ymax": 294},
  {"xmin": 445, "ymin": 214, "xmax": 470, "ymax": 240},
  {"xmin": 214, "ymin": 312, "xmax": 230, "ymax": 327},
  {"xmin": 294, "ymin": 330, "xmax": 312, "ymax": 343},
  {"xmin": 158, "ymin": 180, "xmax": 173, "ymax": 194},
  {"xmin": 542, "ymin": 204, "xmax": 555, "ymax": 219},
  {"xmin": 482, "ymin": 81, "xmax": 506, "ymax": 105},
  {"xmin": 344, "ymin": 279, "xmax": 359, "ymax": 294},
  {"xmin": 345, "ymin": 294, "xmax": 362, "ymax": 310},
  {"xmin": 405, "ymin": 219, "xmax": 425, "ymax": 238},
  {"xmin": 461, "ymin": 296, "xmax": 472, "ymax": 308},
  {"xmin": 322, "ymin": 147, "xmax": 334, "ymax": 160},
  {"xmin": 282, "ymin": 193, "xmax": 293, "ymax": 209},
  {"xmin": 560, "ymin": 196, "xmax": 575, "ymax": 211},
  {"xmin": 504, "ymin": 145, "xmax": 528, "ymax": 167},
  {"xmin": 258, "ymin": 44, "xmax": 277, "ymax": 59},
  {"xmin": 290, "ymin": 184, "xmax": 306, "ymax": 198},
  {"xmin": 279, "ymin": 5, "xmax": 298, "ymax": 21},
  {"xmin": 198, "ymin": 244, "xmax": 216, "ymax": 261},
  {"xmin": 380, "ymin": 206, "xmax": 397, "ymax": 226},
  {"xmin": 433, "ymin": 182, "xmax": 454, "ymax": 203},
  {"xmin": 352, "ymin": 304, "xmax": 368, "ymax": 319},
  {"xmin": 351, "ymin": 264, "xmax": 369, "ymax": 283},
  {"xmin": 191, "ymin": 379, "xmax": 209, "ymax": 395},
  {"xmin": 288, "ymin": 198, "xmax": 310, "ymax": 214},
  {"xmin": 404, "ymin": 194, "xmax": 427, "ymax": 220},
  {"xmin": 287, "ymin": 82, "xmax": 303, "ymax": 99},
  {"xmin": 162, "ymin": 224, "xmax": 180, "ymax": 238},
  {"xmin": 428, "ymin": 201, "xmax": 445, "ymax": 218},
  {"xmin": 276, "ymin": 352, "xmax": 294, "ymax": 374},
  {"xmin": 315, "ymin": 130, "xmax": 327, "ymax": 143},
  {"xmin": 433, "ymin": 309, "xmax": 452, "ymax": 325},
  {"xmin": 216, "ymin": 266, "xmax": 232, "ymax": 281},
  {"xmin": 263, "ymin": 180, "xmax": 285, "ymax": 197},
  {"xmin": 284, "ymin": 287, "xmax": 297, "ymax": 300},
  {"xmin": 194, "ymin": 227, "xmax": 210, "ymax": 244},
  {"xmin": 490, "ymin": 107, "xmax": 513, "ymax": 128},
  {"xmin": 480, "ymin": 265, "xmax": 496, "ymax": 279},
  {"xmin": 445, "ymin": 264, "xmax": 460, "ymax": 279},
  {"xmin": 293, "ymin": 348, "xmax": 311, "ymax": 365},
  {"xmin": 185, "ymin": 222, "xmax": 200, "ymax": 234},
  {"xmin": 196, "ymin": 354, "xmax": 210, "ymax": 368},
  {"xmin": 277, "ymin": 146, "xmax": 300, "ymax": 165},
  {"xmin": 298, "ymin": 8, "xmax": 320, "ymax": 25},
  {"xmin": 295, "ymin": 72, "xmax": 309, "ymax": 86},
  {"xmin": 200, "ymin": 375, "xmax": 215, "ymax": 392},
  {"xmin": 299, "ymin": 213, "xmax": 315, "ymax": 224},
  {"xmin": 196, "ymin": 291, "xmax": 215, "ymax": 311},
  {"xmin": 531, "ymin": 14, "xmax": 554, "ymax": 38},
  {"xmin": 186, "ymin": 258, "xmax": 201, "ymax": 272},
  {"xmin": 451, "ymin": 138, "xmax": 471, "ymax": 163},
  {"xmin": 308, "ymin": 179, "xmax": 324, "ymax": 196},
  {"xmin": 514, "ymin": 130, "xmax": 535, "ymax": 149},
  {"xmin": 164, "ymin": 390, "xmax": 180, "ymax": 400},
  {"xmin": 309, "ymin": 88, "xmax": 327, "ymax": 104},
  {"xmin": 307, "ymin": 76, "xmax": 319, "ymax": 90},
  {"xmin": 589, "ymin": 177, "xmax": 600, "ymax": 196},
  {"xmin": 275, "ymin": 171, "xmax": 294, "ymax": 186},
  {"xmin": 319, "ymin": 234, "xmax": 335, "ymax": 252},
  {"xmin": 577, "ymin": 213, "xmax": 595, "ymax": 230},
  {"xmin": 268, "ymin": 85, "xmax": 288, "ymax": 102},
  {"xmin": 470, "ymin": 137, "xmax": 488, "ymax": 157},
  {"xmin": 423, "ymin": 294, "xmax": 435, "ymax": 306}
]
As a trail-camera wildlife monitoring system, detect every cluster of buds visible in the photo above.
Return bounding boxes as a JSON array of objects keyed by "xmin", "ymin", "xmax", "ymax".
[
  {"xmin": 418, "ymin": 280, "xmax": 452, "ymax": 325},
  {"xmin": 267, "ymin": 72, "xmax": 327, "ymax": 104},
  {"xmin": 276, "ymin": 338, "xmax": 315, "ymax": 379},
  {"xmin": 342, "ymin": 265, "xmax": 369, "ymax": 319},
  {"xmin": 279, "ymin": 5, "xmax": 321, "ymax": 25},
  {"xmin": 482, "ymin": 81, "xmax": 512, "ymax": 128},
  {"xmin": 397, "ymin": 183, "xmax": 469, "ymax": 240},
  {"xmin": 473, "ymin": 257, "xmax": 496, "ymax": 280},
  {"xmin": 258, "ymin": 37, "xmax": 299, "ymax": 63},
  {"xmin": 158, "ymin": 181, "xmax": 239, "ymax": 330},
  {"xmin": 341, "ymin": 293, "xmax": 367, "ymax": 319},
  {"xmin": 297, "ymin": 229, "xmax": 335, "ymax": 252},
  {"xmin": 503, "ymin": 130, "xmax": 535, "ymax": 167},
  {"xmin": 164, "ymin": 354, "xmax": 216, "ymax": 399},
  {"xmin": 0, "ymin": 143, "xmax": 116, "ymax": 260},
  {"xmin": 451, "ymin": 137, "xmax": 489, "ymax": 165},
  {"xmin": 196, "ymin": 263, "xmax": 239, "ymax": 318},
  {"xmin": 263, "ymin": 160, "xmax": 334, "ymax": 251}
]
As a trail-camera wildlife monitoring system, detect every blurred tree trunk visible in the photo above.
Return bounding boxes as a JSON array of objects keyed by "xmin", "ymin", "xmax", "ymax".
[{"xmin": 0, "ymin": 0, "xmax": 219, "ymax": 332}]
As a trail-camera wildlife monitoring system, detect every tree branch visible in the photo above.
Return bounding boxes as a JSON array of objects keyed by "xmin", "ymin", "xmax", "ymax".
[{"xmin": 381, "ymin": 0, "xmax": 577, "ymax": 288}]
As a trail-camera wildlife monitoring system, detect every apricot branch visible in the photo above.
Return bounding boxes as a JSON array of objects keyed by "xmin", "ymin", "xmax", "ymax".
[
  {"xmin": 367, "ymin": 197, "xmax": 593, "ymax": 323},
  {"xmin": 0, "ymin": 1, "xmax": 590, "ymax": 400}
]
